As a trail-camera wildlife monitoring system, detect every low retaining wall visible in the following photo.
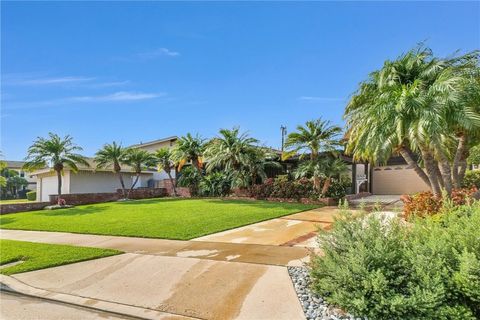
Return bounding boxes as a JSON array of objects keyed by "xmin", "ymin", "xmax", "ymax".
[
  {"xmin": 0, "ymin": 202, "xmax": 50, "ymax": 214},
  {"xmin": 225, "ymin": 196, "xmax": 338, "ymax": 206},
  {"xmin": 50, "ymin": 193, "xmax": 119, "ymax": 205},
  {"xmin": 49, "ymin": 188, "xmax": 168, "ymax": 206},
  {"xmin": 161, "ymin": 179, "xmax": 191, "ymax": 197}
]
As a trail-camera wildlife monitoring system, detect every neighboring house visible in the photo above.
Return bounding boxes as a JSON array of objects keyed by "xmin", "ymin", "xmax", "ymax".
[
  {"xmin": 4, "ymin": 160, "xmax": 37, "ymax": 191},
  {"xmin": 32, "ymin": 158, "xmax": 156, "ymax": 202},
  {"xmin": 129, "ymin": 136, "xmax": 178, "ymax": 187}
]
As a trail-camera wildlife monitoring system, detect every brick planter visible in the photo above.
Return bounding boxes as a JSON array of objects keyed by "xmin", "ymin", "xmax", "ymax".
[
  {"xmin": 49, "ymin": 188, "xmax": 168, "ymax": 206},
  {"xmin": 0, "ymin": 202, "xmax": 50, "ymax": 214}
]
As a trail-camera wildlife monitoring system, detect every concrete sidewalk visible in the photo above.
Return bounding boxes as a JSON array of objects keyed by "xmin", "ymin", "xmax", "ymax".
[
  {"xmin": 0, "ymin": 229, "xmax": 310, "ymax": 266},
  {"xmin": 0, "ymin": 207, "xmax": 342, "ymax": 319},
  {"xmin": 4, "ymin": 254, "xmax": 305, "ymax": 320}
]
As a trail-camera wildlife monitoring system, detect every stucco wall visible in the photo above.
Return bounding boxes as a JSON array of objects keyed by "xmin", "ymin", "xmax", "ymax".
[
  {"xmin": 69, "ymin": 171, "xmax": 150, "ymax": 194},
  {"xmin": 372, "ymin": 165, "xmax": 430, "ymax": 195},
  {"xmin": 38, "ymin": 172, "xmax": 71, "ymax": 202}
]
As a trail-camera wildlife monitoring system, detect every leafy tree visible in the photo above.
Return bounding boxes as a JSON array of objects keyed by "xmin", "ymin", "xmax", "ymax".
[
  {"xmin": 154, "ymin": 148, "xmax": 177, "ymax": 196},
  {"xmin": 345, "ymin": 46, "xmax": 479, "ymax": 196},
  {"xmin": 284, "ymin": 119, "xmax": 342, "ymax": 193},
  {"xmin": 23, "ymin": 133, "xmax": 89, "ymax": 204},
  {"xmin": 124, "ymin": 148, "xmax": 155, "ymax": 197},
  {"xmin": 94, "ymin": 142, "xmax": 128, "ymax": 199},
  {"xmin": 0, "ymin": 168, "xmax": 28, "ymax": 199}
]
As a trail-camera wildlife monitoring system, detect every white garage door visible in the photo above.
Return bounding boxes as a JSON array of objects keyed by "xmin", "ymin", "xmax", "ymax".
[{"xmin": 372, "ymin": 165, "xmax": 430, "ymax": 195}]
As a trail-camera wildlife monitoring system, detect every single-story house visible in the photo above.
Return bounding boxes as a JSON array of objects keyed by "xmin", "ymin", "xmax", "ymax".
[
  {"xmin": 32, "ymin": 159, "xmax": 157, "ymax": 202},
  {"xmin": 31, "ymin": 137, "xmax": 179, "ymax": 202},
  {"xmin": 30, "ymin": 134, "xmax": 432, "ymax": 201}
]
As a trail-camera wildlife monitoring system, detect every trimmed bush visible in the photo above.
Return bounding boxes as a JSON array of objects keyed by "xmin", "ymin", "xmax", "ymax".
[
  {"xmin": 248, "ymin": 176, "xmax": 349, "ymax": 200},
  {"xmin": 26, "ymin": 191, "xmax": 36, "ymax": 201},
  {"xmin": 311, "ymin": 203, "xmax": 480, "ymax": 319},
  {"xmin": 462, "ymin": 170, "xmax": 480, "ymax": 189}
]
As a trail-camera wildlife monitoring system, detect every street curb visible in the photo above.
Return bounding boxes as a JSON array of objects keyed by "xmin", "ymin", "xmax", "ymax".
[{"xmin": 0, "ymin": 275, "xmax": 196, "ymax": 320}]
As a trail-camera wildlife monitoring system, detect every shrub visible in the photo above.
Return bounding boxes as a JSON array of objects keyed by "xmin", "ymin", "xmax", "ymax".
[
  {"xmin": 177, "ymin": 166, "xmax": 202, "ymax": 196},
  {"xmin": 402, "ymin": 188, "xmax": 477, "ymax": 218},
  {"xmin": 311, "ymin": 203, "xmax": 480, "ymax": 319},
  {"xmin": 324, "ymin": 179, "xmax": 351, "ymax": 199},
  {"xmin": 26, "ymin": 191, "xmax": 36, "ymax": 201},
  {"xmin": 248, "ymin": 178, "xmax": 274, "ymax": 199},
  {"xmin": 462, "ymin": 170, "xmax": 480, "ymax": 189},
  {"xmin": 199, "ymin": 172, "xmax": 232, "ymax": 197}
]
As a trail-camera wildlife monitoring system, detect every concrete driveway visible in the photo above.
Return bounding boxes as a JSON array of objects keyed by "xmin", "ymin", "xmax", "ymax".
[{"xmin": 1, "ymin": 206, "xmax": 341, "ymax": 320}]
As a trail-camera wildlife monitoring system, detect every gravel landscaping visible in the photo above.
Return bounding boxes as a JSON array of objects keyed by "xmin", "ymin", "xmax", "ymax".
[{"xmin": 288, "ymin": 266, "xmax": 360, "ymax": 320}]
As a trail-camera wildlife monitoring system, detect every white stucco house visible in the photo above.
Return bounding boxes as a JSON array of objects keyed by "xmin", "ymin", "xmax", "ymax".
[{"xmin": 32, "ymin": 136, "xmax": 179, "ymax": 202}]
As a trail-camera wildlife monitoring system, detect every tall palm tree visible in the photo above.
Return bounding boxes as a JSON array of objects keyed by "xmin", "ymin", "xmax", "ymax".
[
  {"xmin": 345, "ymin": 46, "xmax": 479, "ymax": 196},
  {"xmin": 171, "ymin": 133, "xmax": 205, "ymax": 172},
  {"xmin": 204, "ymin": 127, "xmax": 259, "ymax": 172},
  {"xmin": 94, "ymin": 142, "xmax": 128, "ymax": 199},
  {"xmin": 154, "ymin": 148, "xmax": 177, "ymax": 196},
  {"xmin": 284, "ymin": 119, "xmax": 342, "ymax": 192},
  {"xmin": 124, "ymin": 148, "xmax": 155, "ymax": 196},
  {"xmin": 23, "ymin": 133, "xmax": 89, "ymax": 204}
]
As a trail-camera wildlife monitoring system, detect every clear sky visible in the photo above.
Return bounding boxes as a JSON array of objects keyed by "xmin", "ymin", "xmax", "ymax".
[{"xmin": 1, "ymin": 1, "xmax": 479, "ymax": 160}]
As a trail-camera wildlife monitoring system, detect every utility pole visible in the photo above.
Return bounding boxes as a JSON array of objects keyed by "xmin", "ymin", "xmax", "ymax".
[{"xmin": 280, "ymin": 125, "xmax": 287, "ymax": 152}]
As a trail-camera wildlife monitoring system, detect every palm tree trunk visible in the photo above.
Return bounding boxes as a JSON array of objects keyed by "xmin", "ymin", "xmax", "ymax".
[
  {"xmin": 433, "ymin": 162, "xmax": 445, "ymax": 189},
  {"xmin": 166, "ymin": 171, "xmax": 177, "ymax": 196},
  {"xmin": 321, "ymin": 178, "xmax": 331, "ymax": 196},
  {"xmin": 420, "ymin": 147, "xmax": 442, "ymax": 197},
  {"xmin": 127, "ymin": 174, "xmax": 141, "ymax": 198},
  {"xmin": 56, "ymin": 169, "xmax": 62, "ymax": 205},
  {"xmin": 437, "ymin": 149, "xmax": 453, "ymax": 195},
  {"xmin": 117, "ymin": 172, "xmax": 127, "ymax": 198},
  {"xmin": 452, "ymin": 134, "xmax": 467, "ymax": 188},
  {"xmin": 398, "ymin": 146, "xmax": 430, "ymax": 186}
]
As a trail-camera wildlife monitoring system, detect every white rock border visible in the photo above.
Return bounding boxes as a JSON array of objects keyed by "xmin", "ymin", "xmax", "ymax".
[{"xmin": 287, "ymin": 266, "xmax": 360, "ymax": 320}]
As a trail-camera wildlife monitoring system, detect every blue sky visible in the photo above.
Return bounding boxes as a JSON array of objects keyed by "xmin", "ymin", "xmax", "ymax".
[{"xmin": 2, "ymin": 1, "xmax": 479, "ymax": 160}]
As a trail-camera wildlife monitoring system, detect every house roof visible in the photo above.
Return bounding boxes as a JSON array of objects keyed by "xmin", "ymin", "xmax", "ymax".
[
  {"xmin": 4, "ymin": 160, "xmax": 25, "ymax": 169},
  {"xmin": 29, "ymin": 157, "xmax": 157, "ymax": 176},
  {"xmin": 129, "ymin": 136, "xmax": 179, "ymax": 148}
]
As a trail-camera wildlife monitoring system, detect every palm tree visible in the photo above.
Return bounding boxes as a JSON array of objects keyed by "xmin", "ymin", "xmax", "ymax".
[
  {"xmin": 204, "ymin": 127, "xmax": 259, "ymax": 173},
  {"xmin": 284, "ymin": 119, "xmax": 342, "ymax": 192},
  {"xmin": 23, "ymin": 133, "xmax": 89, "ymax": 204},
  {"xmin": 124, "ymin": 148, "xmax": 155, "ymax": 197},
  {"xmin": 94, "ymin": 142, "xmax": 128, "ymax": 199},
  {"xmin": 171, "ymin": 133, "xmax": 205, "ymax": 172},
  {"xmin": 243, "ymin": 148, "xmax": 281, "ymax": 187},
  {"xmin": 344, "ymin": 46, "xmax": 479, "ymax": 196},
  {"xmin": 294, "ymin": 157, "xmax": 348, "ymax": 196},
  {"xmin": 154, "ymin": 148, "xmax": 177, "ymax": 196}
]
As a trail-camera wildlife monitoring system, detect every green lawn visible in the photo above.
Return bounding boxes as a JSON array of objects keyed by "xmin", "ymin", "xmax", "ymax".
[
  {"xmin": 0, "ymin": 198, "xmax": 317, "ymax": 240},
  {"xmin": 0, "ymin": 239, "xmax": 121, "ymax": 275}
]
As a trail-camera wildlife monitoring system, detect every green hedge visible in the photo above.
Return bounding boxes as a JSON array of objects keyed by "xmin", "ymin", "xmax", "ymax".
[
  {"xmin": 311, "ymin": 203, "xmax": 480, "ymax": 319},
  {"xmin": 26, "ymin": 191, "xmax": 36, "ymax": 201}
]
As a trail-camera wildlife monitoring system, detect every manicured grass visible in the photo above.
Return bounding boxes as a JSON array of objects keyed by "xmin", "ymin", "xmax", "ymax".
[
  {"xmin": 0, "ymin": 239, "xmax": 121, "ymax": 275},
  {"xmin": 0, "ymin": 198, "xmax": 317, "ymax": 240},
  {"xmin": 0, "ymin": 199, "xmax": 31, "ymax": 204}
]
